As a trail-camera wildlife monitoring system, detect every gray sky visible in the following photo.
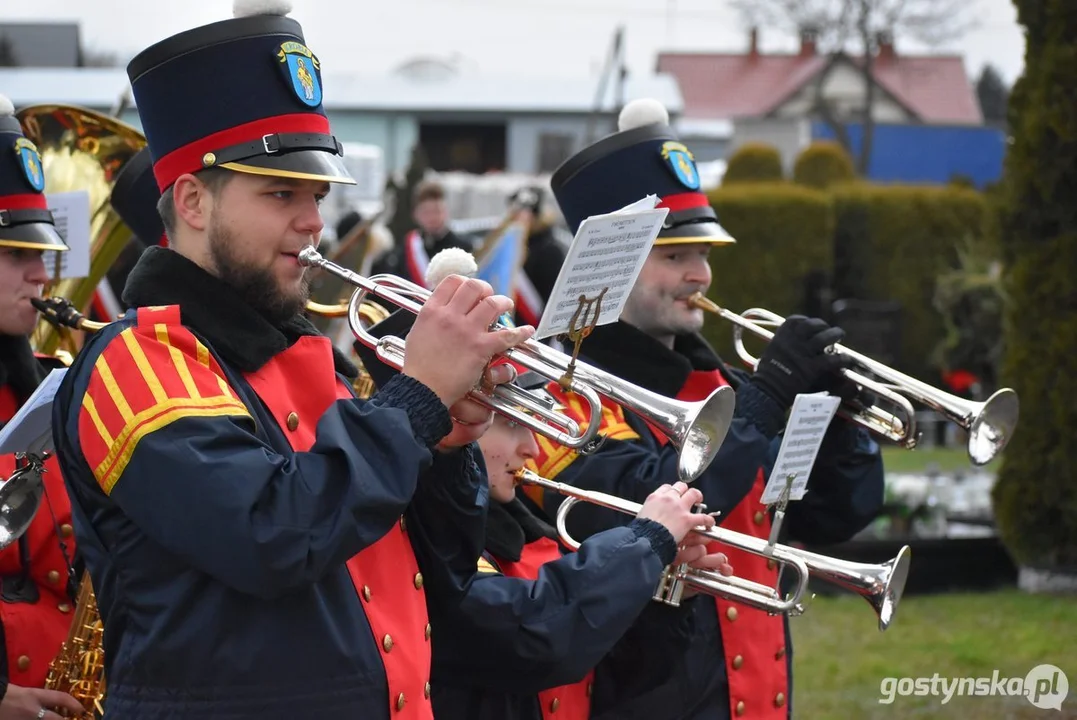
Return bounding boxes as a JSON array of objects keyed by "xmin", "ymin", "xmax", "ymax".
[{"xmin": 2, "ymin": 0, "xmax": 1026, "ymax": 86}]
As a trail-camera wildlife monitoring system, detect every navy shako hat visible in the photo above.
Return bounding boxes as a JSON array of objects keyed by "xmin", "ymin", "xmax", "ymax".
[
  {"xmin": 0, "ymin": 94, "xmax": 67, "ymax": 252},
  {"xmin": 127, "ymin": 0, "xmax": 355, "ymax": 192},
  {"xmin": 110, "ymin": 147, "xmax": 167, "ymax": 247},
  {"xmin": 550, "ymin": 98, "xmax": 734, "ymax": 246}
]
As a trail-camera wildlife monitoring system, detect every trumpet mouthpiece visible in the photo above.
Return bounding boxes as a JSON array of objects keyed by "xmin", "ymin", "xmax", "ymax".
[{"xmin": 297, "ymin": 246, "xmax": 324, "ymax": 267}]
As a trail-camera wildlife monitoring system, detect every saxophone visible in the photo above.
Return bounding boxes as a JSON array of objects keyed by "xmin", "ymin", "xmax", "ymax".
[{"xmin": 44, "ymin": 571, "xmax": 107, "ymax": 719}]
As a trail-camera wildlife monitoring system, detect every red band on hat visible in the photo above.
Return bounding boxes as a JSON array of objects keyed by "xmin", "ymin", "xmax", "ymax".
[
  {"xmin": 658, "ymin": 192, "xmax": 710, "ymax": 212},
  {"xmin": 152, "ymin": 113, "xmax": 333, "ymax": 190},
  {"xmin": 0, "ymin": 193, "xmax": 48, "ymax": 212}
]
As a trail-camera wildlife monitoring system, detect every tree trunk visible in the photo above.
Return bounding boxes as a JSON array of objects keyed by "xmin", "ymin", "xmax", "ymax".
[
  {"xmin": 811, "ymin": 56, "xmax": 853, "ymax": 157},
  {"xmin": 857, "ymin": 4, "xmax": 877, "ymax": 176}
]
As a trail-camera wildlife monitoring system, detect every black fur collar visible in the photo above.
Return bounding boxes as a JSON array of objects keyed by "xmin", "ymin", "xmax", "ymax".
[
  {"xmin": 0, "ymin": 334, "xmax": 46, "ymax": 405},
  {"xmin": 577, "ymin": 321, "xmax": 740, "ymax": 397},
  {"xmin": 485, "ymin": 494, "xmax": 559, "ymax": 562},
  {"xmin": 122, "ymin": 246, "xmax": 357, "ymax": 378}
]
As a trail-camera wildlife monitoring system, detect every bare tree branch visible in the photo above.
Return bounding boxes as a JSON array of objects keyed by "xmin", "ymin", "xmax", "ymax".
[{"xmin": 729, "ymin": 0, "xmax": 980, "ymax": 172}]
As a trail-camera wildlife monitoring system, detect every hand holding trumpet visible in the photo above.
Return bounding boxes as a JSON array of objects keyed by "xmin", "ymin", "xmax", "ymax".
[{"xmin": 579, "ymin": 479, "xmax": 735, "ymax": 587}]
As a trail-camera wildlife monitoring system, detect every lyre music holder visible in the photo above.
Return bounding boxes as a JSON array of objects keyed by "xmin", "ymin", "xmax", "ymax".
[{"xmin": 557, "ymin": 287, "xmax": 608, "ymax": 392}]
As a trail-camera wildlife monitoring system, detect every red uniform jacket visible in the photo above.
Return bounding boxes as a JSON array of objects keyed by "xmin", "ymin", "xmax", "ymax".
[
  {"xmin": 0, "ymin": 381, "xmax": 76, "ymax": 689},
  {"xmin": 493, "ymin": 536, "xmax": 595, "ymax": 720},
  {"xmin": 534, "ymin": 370, "xmax": 789, "ymax": 719},
  {"xmin": 193, "ymin": 311, "xmax": 436, "ymax": 719}
]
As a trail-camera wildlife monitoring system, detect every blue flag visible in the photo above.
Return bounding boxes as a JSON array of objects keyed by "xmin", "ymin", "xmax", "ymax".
[{"xmin": 477, "ymin": 221, "xmax": 527, "ymax": 325}]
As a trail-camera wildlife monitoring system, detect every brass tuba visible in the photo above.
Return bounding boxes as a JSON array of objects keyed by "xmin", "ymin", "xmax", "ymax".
[
  {"xmin": 17, "ymin": 104, "xmax": 146, "ymax": 357},
  {"xmin": 306, "ymin": 299, "xmax": 392, "ymax": 399}
]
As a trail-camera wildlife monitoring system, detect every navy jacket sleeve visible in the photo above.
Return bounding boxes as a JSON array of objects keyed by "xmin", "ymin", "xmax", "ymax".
[
  {"xmin": 405, "ymin": 444, "xmax": 490, "ymax": 607},
  {"xmin": 54, "ymin": 323, "xmax": 453, "ymax": 600},
  {"xmin": 429, "ymin": 518, "xmax": 678, "ymax": 692},
  {"xmin": 778, "ymin": 419, "xmax": 886, "ymax": 545},
  {"xmin": 542, "ymin": 382, "xmax": 785, "ymax": 544}
]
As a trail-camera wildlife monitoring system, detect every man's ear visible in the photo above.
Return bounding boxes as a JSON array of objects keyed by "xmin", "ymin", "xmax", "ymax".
[{"xmin": 172, "ymin": 173, "xmax": 210, "ymax": 232}]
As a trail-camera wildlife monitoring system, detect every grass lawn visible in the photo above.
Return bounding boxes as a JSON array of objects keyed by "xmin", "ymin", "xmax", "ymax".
[
  {"xmin": 790, "ymin": 589, "xmax": 1077, "ymax": 718},
  {"xmin": 880, "ymin": 445, "xmax": 1001, "ymax": 475}
]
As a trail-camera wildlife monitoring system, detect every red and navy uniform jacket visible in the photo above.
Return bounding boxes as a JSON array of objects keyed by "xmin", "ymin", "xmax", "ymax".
[
  {"xmin": 50, "ymin": 249, "xmax": 486, "ymax": 720},
  {"xmin": 428, "ymin": 493, "xmax": 682, "ymax": 720},
  {"xmin": 0, "ymin": 353, "xmax": 76, "ymax": 690},
  {"xmin": 529, "ymin": 321, "xmax": 885, "ymax": 720}
]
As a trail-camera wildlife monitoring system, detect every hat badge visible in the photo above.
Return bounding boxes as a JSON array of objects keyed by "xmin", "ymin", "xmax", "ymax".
[
  {"xmin": 277, "ymin": 41, "xmax": 322, "ymax": 108},
  {"xmin": 14, "ymin": 138, "xmax": 46, "ymax": 193},
  {"xmin": 660, "ymin": 141, "xmax": 700, "ymax": 191}
]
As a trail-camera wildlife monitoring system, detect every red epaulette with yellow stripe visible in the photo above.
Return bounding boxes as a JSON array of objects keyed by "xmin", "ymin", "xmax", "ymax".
[
  {"xmin": 522, "ymin": 381, "xmax": 639, "ymax": 504},
  {"xmin": 77, "ymin": 304, "xmax": 252, "ymax": 495}
]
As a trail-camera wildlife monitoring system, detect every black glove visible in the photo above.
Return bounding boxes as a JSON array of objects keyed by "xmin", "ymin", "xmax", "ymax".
[
  {"xmin": 749, "ymin": 316, "xmax": 853, "ymax": 410},
  {"xmin": 816, "ymin": 369, "xmax": 879, "ymax": 412}
]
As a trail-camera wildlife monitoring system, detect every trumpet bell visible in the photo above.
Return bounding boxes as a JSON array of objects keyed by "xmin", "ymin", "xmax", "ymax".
[
  {"xmin": 876, "ymin": 545, "xmax": 912, "ymax": 631},
  {"xmin": 968, "ymin": 388, "xmax": 1020, "ymax": 467},
  {"xmin": 0, "ymin": 461, "xmax": 46, "ymax": 551},
  {"xmin": 677, "ymin": 388, "xmax": 738, "ymax": 484},
  {"xmin": 810, "ymin": 543, "xmax": 912, "ymax": 631}
]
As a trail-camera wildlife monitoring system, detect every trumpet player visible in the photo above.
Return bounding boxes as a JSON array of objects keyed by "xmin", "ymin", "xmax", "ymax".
[
  {"xmin": 532, "ymin": 99, "xmax": 886, "ymax": 719},
  {"xmin": 0, "ymin": 96, "xmax": 85, "ymax": 719},
  {"xmin": 353, "ymin": 317, "xmax": 733, "ymax": 720},
  {"xmin": 48, "ymin": 4, "xmax": 532, "ymax": 719}
]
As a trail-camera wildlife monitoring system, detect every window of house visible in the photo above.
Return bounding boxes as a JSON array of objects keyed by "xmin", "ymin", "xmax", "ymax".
[{"xmin": 537, "ymin": 133, "xmax": 574, "ymax": 173}]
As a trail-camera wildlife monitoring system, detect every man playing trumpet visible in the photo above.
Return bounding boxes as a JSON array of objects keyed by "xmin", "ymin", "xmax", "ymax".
[
  {"xmin": 353, "ymin": 311, "xmax": 736, "ymax": 719},
  {"xmin": 531, "ymin": 99, "xmax": 886, "ymax": 719}
]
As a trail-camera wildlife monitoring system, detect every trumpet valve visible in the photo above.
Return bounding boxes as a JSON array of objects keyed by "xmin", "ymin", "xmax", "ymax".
[{"xmin": 654, "ymin": 563, "xmax": 689, "ymax": 607}]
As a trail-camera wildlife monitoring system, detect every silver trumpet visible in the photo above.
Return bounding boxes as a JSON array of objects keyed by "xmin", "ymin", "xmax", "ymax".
[
  {"xmin": 690, "ymin": 294, "xmax": 1019, "ymax": 467},
  {"xmin": 298, "ymin": 247, "xmax": 737, "ymax": 483},
  {"xmin": 519, "ymin": 469, "xmax": 911, "ymax": 631}
]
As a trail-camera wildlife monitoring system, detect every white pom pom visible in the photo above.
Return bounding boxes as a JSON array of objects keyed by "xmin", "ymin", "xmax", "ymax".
[
  {"xmin": 233, "ymin": 0, "xmax": 292, "ymax": 18},
  {"xmin": 425, "ymin": 247, "xmax": 477, "ymax": 289},
  {"xmin": 618, "ymin": 98, "xmax": 670, "ymax": 132},
  {"xmin": 0, "ymin": 94, "xmax": 14, "ymax": 117}
]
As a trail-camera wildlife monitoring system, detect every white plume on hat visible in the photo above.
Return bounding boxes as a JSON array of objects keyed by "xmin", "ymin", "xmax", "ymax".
[
  {"xmin": 618, "ymin": 98, "xmax": 670, "ymax": 132},
  {"xmin": 233, "ymin": 0, "xmax": 293, "ymax": 18},
  {"xmin": 0, "ymin": 94, "xmax": 14, "ymax": 117},
  {"xmin": 425, "ymin": 247, "xmax": 478, "ymax": 289}
]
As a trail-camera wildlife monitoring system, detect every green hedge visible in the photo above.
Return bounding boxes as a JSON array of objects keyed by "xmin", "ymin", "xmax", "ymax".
[
  {"xmin": 991, "ymin": 0, "xmax": 1077, "ymax": 573},
  {"xmin": 829, "ymin": 184, "xmax": 990, "ymax": 383},
  {"xmin": 722, "ymin": 143, "xmax": 785, "ymax": 184},
  {"xmin": 702, "ymin": 183, "xmax": 834, "ymax": 364},
  {"xmin": 793, "ymin": 141, "xmax": 856, "ymax": 189}
]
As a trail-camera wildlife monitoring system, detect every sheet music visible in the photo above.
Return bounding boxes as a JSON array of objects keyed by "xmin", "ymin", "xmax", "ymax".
[
  {"xmin": 760, "ymin": 392, "xmax": 842, "ymax": 505},
  {"xmin": 42, "ymin": 191, "xmax": 91, "ymax": 280},
  {"xmin": 534, "ymin": 195, "xmax": 668, "ymax": 340},
  {"xmin": 0, "ymin": 368, "xmax": 68, "ymax": 456}
]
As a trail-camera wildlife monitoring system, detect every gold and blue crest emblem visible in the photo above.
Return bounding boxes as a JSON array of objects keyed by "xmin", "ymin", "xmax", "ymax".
[
  {"xmin": 277, "ymin": 41, "xmax": 322, "ymax": 108},
  {"xmin": 660, "ymin": 141, "xmax": 700, "ymax": 191},
  {"xmin": 14, "ymin": 138, "xmax": 45, "ymax": 193}
]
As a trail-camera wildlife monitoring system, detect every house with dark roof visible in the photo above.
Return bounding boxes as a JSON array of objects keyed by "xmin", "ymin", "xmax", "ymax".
[{"xmin": 656, "ymin": 29, "xmax": 1003, "ymax": 186}]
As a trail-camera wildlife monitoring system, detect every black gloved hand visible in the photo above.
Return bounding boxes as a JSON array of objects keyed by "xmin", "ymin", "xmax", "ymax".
[
  {"xmin": 815, "ymin": 370, "xmax": 879, "ymax": 412},
  {"xmin": 749, "ymin": 316, "xmax": 853, "ymax": 410}
]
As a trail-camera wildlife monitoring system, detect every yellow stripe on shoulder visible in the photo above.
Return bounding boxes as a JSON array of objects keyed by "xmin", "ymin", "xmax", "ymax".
[
  {"xmin": 78, "ymin": 327, "xmax": 256, "ymax": 497},
  {"xmin": 94, "ymin": 397, "xmax": 252, "ymax": 495},
  {"xmin": 604, "ymin": 423, "xmax": 641, "ymax": 442},
  {"xmin": 477, "ymin": 557, "xmax": 501, "ymax": 575}
]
